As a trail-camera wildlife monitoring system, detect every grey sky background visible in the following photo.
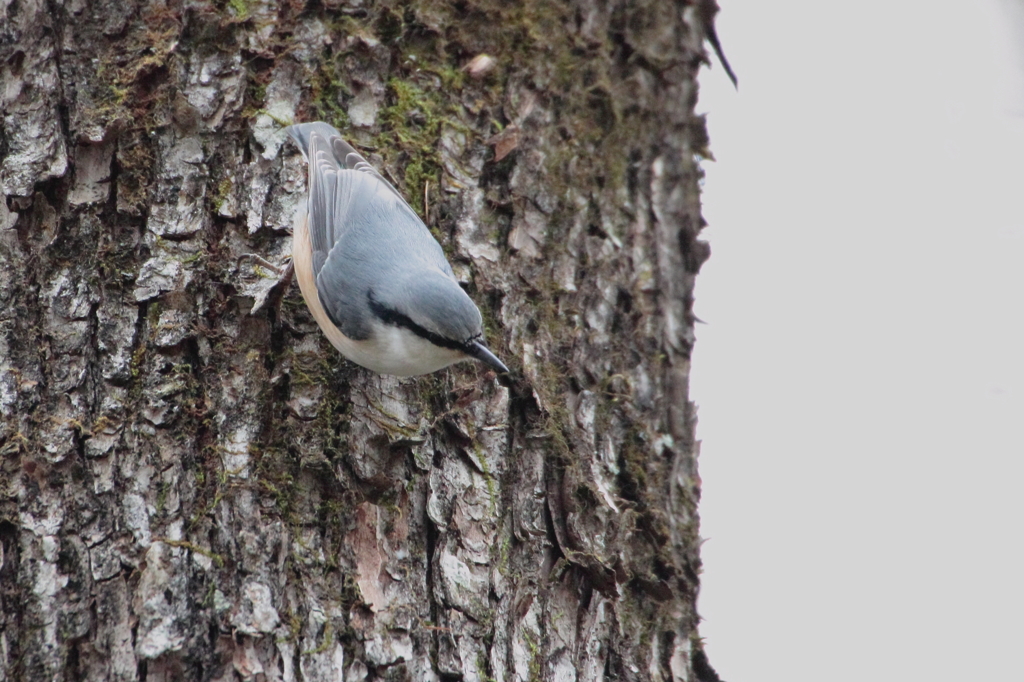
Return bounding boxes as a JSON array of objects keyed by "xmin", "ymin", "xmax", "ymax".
[{"xmin": 691, "ymin": 1, "xmax": 1024, "ymax": 680}]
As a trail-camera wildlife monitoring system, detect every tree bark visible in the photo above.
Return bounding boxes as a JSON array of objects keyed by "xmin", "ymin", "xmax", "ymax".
[{"xmin": 0, "ymin": 0, "xmax": 717, "ymax": 680}]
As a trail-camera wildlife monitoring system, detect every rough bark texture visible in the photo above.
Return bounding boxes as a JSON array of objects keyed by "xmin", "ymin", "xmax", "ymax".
[{"xmin": 0, "ymin": 0, "xmax": 715, "ymax": 680}]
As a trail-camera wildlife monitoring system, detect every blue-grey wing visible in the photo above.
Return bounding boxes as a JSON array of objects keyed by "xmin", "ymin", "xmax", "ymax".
[{"xmin": 288, "ymin": 122, "xmax": 453, "ymax": 340}]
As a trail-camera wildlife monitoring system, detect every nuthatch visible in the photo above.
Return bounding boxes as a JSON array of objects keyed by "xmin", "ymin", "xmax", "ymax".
[{"xmin": 285, "ymin": 122, "xmax": 509, "ymax": 377}]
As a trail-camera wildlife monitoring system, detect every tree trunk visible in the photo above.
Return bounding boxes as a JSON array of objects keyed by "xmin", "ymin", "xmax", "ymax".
[{"xmin": 0, "ymin": 1, "xmax": 717, "ymax": 680}]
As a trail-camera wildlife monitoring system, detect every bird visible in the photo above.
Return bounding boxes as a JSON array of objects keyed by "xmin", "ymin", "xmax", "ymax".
[{"xmin": 284, "ymin": 121, "xmax": 509, "ymax": 377}]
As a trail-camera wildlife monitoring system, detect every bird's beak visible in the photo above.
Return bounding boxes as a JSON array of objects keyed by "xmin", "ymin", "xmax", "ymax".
[{"xmin": 466, "ymin": 340, "xmax": 509, "ymax": 374}]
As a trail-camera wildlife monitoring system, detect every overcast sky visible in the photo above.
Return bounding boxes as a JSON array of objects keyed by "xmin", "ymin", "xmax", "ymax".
[{"xmin": 691, "ymin": 1, "xmax": 1024, "ymax": 680}]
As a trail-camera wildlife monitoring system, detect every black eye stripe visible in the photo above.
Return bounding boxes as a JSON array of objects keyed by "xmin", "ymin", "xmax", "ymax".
[{"xmin": 367, "ymin": 290, "xmax": 466, "ymax": 352}]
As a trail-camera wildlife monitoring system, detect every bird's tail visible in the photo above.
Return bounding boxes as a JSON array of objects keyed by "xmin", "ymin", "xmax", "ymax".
[
  {"xmin": 283, "ymin": 122, "xmax": 348, "ymax": 163},
  {"xmin": 283, "ymin": 121, "xmax": 406, "ymax": 203}
]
